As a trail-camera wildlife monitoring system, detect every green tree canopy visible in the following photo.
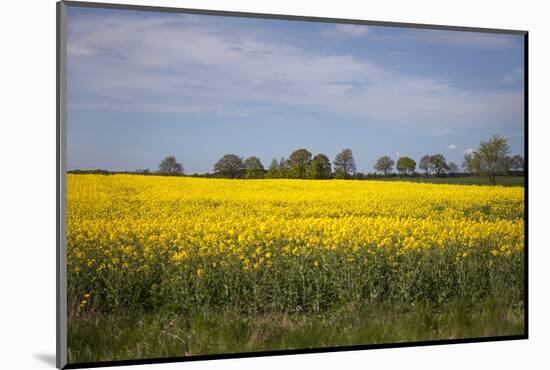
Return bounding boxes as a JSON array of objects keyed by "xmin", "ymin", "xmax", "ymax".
[
  {"xmin": 396, "ymin": 156, "xmax": 416, "ymax": 175},
  {"xmin": 307, "ymin": 153, "xmax": 332, "ymax": 179},
  {"xmin": 288, "ymin": 149, "xmax": 312, "ymax": 178},
  {"xmin": 278, "ymin": 157, "xmax": 290, "ymax": 178},
  {"xmin": 213, "ymin": 154, "xmax": 244, "ymax": 178},
  {"xmin": 429, "ymin": 154, "xmax": 449, "ymax": 176},
  {"xmin": 470, "ymin": 135, "xmax": 511, "ymax": 185},
  {"xmin": 266, "ymin": 158, "xmax": 280, "ymax": 179},
  {"xmin": 462, "ymin": 153, "xmax": 480, "ymax": 175},
  {"xmin": 244, "ymin": 156, "xmax": 265, "ymax": 179},
  {"xmin": 374, "ymin": 156, "xmax": 394, "ymax": 176}
]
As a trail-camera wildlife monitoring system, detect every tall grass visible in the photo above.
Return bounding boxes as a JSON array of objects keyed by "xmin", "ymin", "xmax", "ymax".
[{"xmin": 68, "ymin": 297, "xmax": 524, "ymax": 363}]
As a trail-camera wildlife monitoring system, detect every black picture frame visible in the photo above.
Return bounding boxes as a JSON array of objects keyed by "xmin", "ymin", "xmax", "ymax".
[{"xmin": 57, "ymin": 1, "xmax": 528, "ymax": 368}]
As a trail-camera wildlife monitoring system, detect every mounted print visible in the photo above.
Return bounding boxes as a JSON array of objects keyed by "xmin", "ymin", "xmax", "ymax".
[{"xmin": 57, "ymin": 1, "xmax": 528, "ymax": 368}]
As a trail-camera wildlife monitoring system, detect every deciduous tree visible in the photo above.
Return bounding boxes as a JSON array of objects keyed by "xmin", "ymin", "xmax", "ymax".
[
  {"xmin": 278, "ymin": 157, "xmax": 290, "ymax": 178},
  {"xmin": 288, "ymin": 149, "xmax": 312, "ymax": 178},
  {"xmin": 448, "ymin": 162, "xmax": 458, "ymax": 176},
  {"xmin": 419, "ymin": 155, "xmax": 431, "ymax": 176},
  {"xmin": 214, "ymin": 154, "xmax": 244, "ymax": 178},
  {"xmin": 462, "ymin": 153, "xmax": 480, "ymax": 175},
  {"xmin": 396, "ymin": 156, "xmax": 416, "ymax": 175},
  {"xmin": 158, "ymin": 156, "xmax": 184, "ymax": 176},
  {"xmin": 429, "ymin": 154, "xmax": 449, "ymax": 176},
  {"xmin": 244, "ymin": 156, "xmax": 265, "ymax": 179},
  {"xmin": 266, "ymin": 158, "xmax": 280, "ymax": 178},
  {"xmin": 333, "ymin": 149, "xmax": 356, "ymax": 179},
  {"xmin": 510, "ymin": 155, "xmax": 525, "ymax": 172},
  {"xmin": 471, "ymin": 135, "xmax": 511, "ymax": 185},
  {"xmin": 374, "ymin": 156, "xmax": 394, "ymax": 176},
  {"xmin": 308, "ymin": 153, "xmax": 332, "ymax": 179}
]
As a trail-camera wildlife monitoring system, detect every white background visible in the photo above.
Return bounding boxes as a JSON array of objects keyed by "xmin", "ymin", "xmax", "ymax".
[{"xmin": 1, "ymin": 0, "xmax": 548, "ymax": 369}]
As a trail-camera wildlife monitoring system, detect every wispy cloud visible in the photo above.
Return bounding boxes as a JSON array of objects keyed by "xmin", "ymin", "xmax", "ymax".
[
  {"xmin": 67, "ymin": 42, "xmax": 96, "ymax": 56},
  {"xmin": 408, "ymin": 29, "xmax": 517, "ymax": 48},
  {"xmin": 447, "ymin": 144, "xmax": 456, "ymax": 150},
  {"xmin": 464, "ymin": 148, "xmax": 475, "ymax": 154},
  {"xmin": 323, "ymin": 24, "xmax": 369, "ymax": 38},
  {"xmin": 67, "ymin": 12, "xmax": 523, "ymax": 132}
]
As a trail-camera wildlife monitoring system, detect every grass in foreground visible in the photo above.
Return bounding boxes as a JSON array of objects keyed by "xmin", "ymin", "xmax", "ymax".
[{"xmin": 68, "ymin": 298, "xmax": 524, "ymax": 364}]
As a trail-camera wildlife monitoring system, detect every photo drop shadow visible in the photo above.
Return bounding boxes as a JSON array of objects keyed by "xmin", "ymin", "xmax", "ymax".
[{"xmin": 34, "ymin": 353, "xmax": 56, "ymax": 367}]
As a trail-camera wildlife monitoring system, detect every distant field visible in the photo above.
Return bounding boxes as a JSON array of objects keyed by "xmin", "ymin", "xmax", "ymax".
[{"xmin": 383, "ymin": 176, "xmax": 524, "ymax": 187}]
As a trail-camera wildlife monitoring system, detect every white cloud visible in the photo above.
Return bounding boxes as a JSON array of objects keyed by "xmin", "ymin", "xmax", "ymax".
[
  {"xmin": 330, "ymin": 24, "xmax": 369, "ymax": 37},
  {"xmin": 464, "ymin": 148, "xmax": 475, "ymax": 154},
  {"xmin": 447, "ymin": 144, "xmax": 456, "ymax": 150},
  {"xmin": 408, "ymin": 29, "xmax": 517, "ymax": 48},
  {"xmin": 67, "ymin": 13, "xmax": 523, "ymax": 131},
  {"xmin": 67, "ymin": 42, "xmax": 96, "ymax": 56}
]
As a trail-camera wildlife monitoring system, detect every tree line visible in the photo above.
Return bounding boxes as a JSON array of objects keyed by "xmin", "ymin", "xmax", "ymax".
[
  {"xmin": 210, "ymin": 148, "xmax": 358, "ymax": 180},
  {"xmin": 151, "ymin": 135, "xmax": 523, "ymax": 185}
]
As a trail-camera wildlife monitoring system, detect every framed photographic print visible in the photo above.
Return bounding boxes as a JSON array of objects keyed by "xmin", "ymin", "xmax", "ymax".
[{"xmin": 57, "ymin": 1, "xmax": 528, "ymax": 368}]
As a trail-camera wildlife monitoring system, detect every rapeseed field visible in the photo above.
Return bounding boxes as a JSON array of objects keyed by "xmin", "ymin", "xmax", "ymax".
[{"xmin": 67, "ymin": 175, "xmax": 524, "ymax": 314}]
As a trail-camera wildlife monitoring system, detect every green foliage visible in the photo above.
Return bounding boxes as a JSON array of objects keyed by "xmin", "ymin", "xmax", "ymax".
[
  {"xmin": 68, "ymin": 239, "xmax": 524, "ymax": 315},
  {"xmin": 396, "ymin": 157, "xmax": 416, "ymax": 175},
  {"xmin": 214, "ymin": 154, "xmax": 245, "ymax": 178},
  {"xmin": 429, "ymin": 154, "xmax": 449, "ymax": 176},
  {"xmin": 374, "ymin": 156, "xmax": 395, "ymax": 176},
  {"xmin": 463, "ymin": 153, "xmax": 480, "ymax": 175},
  {"xmin": 307, "ymin": 154, "xmax": 332, "ymax": 179},
  {"xmin": 266, "ymin": 158, "xmax": 280, "ymax": 179},
  {"xmin": 244, "ymin": 156, "xmax": 265, "ymax": 179},
  {"xmin": 288, "ymin": 149, "xmax": 312, "ymax": 179},
  {"xmin": 278, "ymin": 157, "xmax": 290, "ymax": 178},
  {"xmin": 469, "ymin": 135, "xmax": 511, "ymax": 185},
  {"xmin": 382, "ymin": 176, "xmax": 524, "ymax": 187},
  {"xmin": 68, "ymin": 297, "xmax": 524, "ymax": 363},
  {"xmin": 333, "ymin": 149, "xmax": 356, "ymax": 179}
]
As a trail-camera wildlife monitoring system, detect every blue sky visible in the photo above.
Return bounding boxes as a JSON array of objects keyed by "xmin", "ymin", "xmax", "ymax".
[{"xmin": 67, "ymin": 6, "xmax": 525, "ymax": 173}]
